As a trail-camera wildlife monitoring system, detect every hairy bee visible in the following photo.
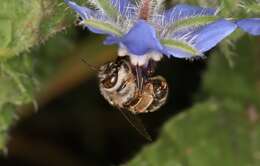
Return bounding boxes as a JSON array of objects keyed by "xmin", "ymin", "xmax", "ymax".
[
  {"xmin": 98, "ymin": 57, "xmax": 168, "ymax": 140},
  {"xmin": 98, "ymin": 57, "xmax": 168, "ymax": 114}
]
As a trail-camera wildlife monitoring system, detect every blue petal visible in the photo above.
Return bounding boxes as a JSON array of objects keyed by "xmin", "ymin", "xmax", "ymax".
[
  {"xmin": 120, "ymin": 20, "xmax": 163, "ymax": 55},
  {"xmin": 87, "ymin": 26, "xmax": 109, "ymax": 35},
  {"xmin": 194, "ymin": 19, "xmax": 237, "ymax": 52},
  {"xmin": 162, "ymin": 47, "xmax": 194, "ymax": 58},
  {"xmin": 161, "ymin": 19, "xmax": 237, "ymax": 59},
  {"xmin": 236, "ymin": 18, "xmax": 260, "ymax": 36},
  {"xmin": 164, "ymin": 4, "xmax": 216, "ymax": 23},
  {"xmin": 65, "ymin": 0, "xmax": 113, "ymax": 35},
  {"xmin": 103, "ymin": 36, "xmax": 120, "ymax": 45},
  {"xmin": 64, "ymin": 0, "xmax": 93, "ymax": 19}
]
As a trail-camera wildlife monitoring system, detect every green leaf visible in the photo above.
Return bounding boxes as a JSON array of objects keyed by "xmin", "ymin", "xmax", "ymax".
[
  {"xmin": 0, "ymin": 0, "xmax": 41, "ymax": 59},
  {"xmin": 0, "ymin": 55, "xmax": 35, "ymax": 107},
  {"xmin": 161, "ymin": 39, "xmax": 201, "ymax": 56},
  {"xmin": 0, "ymin": 0, "xmax": 81, "ymax": 60},
  {"xmin": 0, "ymin": 2, "xmax": 88, "ymax": 146},
  {"xmin": 129, "ymin": 99, "xmax": 260, "ymax": 166},
  {"xmin": 0, "ymin": 19, "xmax": 12, "ymax": 48},
  {"xmin": 0, "ymin": 103, "xmax": 16, "ymax": 152}
]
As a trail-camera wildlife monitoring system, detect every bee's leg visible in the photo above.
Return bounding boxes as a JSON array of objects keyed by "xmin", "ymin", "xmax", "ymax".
[
  {"xmin": 135, "ymin": 66, "xmax": 144, "ymax": 95},
  {"xmin": 146, "ymin": 60, "xmax": 157, "ymax": 77}
]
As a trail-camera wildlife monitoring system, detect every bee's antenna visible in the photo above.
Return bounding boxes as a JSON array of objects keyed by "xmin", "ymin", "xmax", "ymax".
[{"xmin": 80, "ymin": 57, "xmax": 99, "ymax": 71}]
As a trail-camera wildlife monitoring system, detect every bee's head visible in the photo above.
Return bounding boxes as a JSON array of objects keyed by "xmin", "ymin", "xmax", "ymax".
[
  {"xmin": 98, "ymin": 57, "xmax": 131, "ymax": 90},
  {"xmin": 99, "ymin": 62, "xmax": 119, "ymax": 89}
]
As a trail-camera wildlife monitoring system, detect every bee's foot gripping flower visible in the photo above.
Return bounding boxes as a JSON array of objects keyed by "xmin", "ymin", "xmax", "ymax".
[{"xmin": 65, "ymin": 0, "xmax": 260, "ymax": 66}]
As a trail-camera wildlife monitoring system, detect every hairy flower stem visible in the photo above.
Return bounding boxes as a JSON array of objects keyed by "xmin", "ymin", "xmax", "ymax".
[{"xmin": 139, "ymin": 0, "xmax": 152, "ymax": 20}]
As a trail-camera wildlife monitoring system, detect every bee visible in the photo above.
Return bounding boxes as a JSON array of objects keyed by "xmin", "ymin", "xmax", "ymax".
[
  {"xmin": 98, "ymin": 57, "xmax": 168, "ymax": 140},
  {"xmin": 98, "ymin": 57, "xmax": 168, "ymax": 114}
]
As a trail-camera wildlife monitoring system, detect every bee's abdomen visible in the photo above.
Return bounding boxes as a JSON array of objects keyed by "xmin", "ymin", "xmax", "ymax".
[{"xmin": 124, "ymin": 76, "xmax": 168, "ymax": 114}]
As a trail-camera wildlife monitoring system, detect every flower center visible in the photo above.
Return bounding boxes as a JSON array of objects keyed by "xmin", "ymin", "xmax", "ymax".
[
  {"xmin": 139, "ymin": 0, "xmax": 152, "ymax": 20},
  {"xmin": 118, "ymin": 47, "xmax": 162, "ymax": 66}
]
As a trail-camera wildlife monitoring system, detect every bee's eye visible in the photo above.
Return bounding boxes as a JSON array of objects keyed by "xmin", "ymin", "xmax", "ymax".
[{"xmin": 102, "ymin": 73, "xmax": 118, "ymax": 89}]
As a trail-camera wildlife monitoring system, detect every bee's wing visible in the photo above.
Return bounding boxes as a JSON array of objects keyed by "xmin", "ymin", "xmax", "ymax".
[{"xmin": 119, "ymin": 109, "xmax": 152, "ymax": 141}]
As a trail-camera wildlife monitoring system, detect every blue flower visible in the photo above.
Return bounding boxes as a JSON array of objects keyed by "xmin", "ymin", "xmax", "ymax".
[
  {"xmin": 236, "ymin": 18, "xmax": 260, "ymax": 36},
  {"xmin": 65, "ymin": 0, "xmax": 259, "ymax": 66}
]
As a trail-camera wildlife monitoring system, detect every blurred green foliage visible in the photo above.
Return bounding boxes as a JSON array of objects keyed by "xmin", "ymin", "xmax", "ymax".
[
  {"xmin": 0, "ymin": 0, "xmax": 71, "ymax": 58},
  {"xmin": 127, "ymin": 2, "xmax": 260, "ymax": 166},
  {"xmin": 128, "ymin": 36, "xmax": 260, "ymax": 166},
  {"xmin": 0, "ymin": 0, "xmax": 85, "ymax": 151},
  {"xmin": 0, "ymin": 1, "xmax": 259, "ymax": 165},
  {"xmin": 0, "ymin": 104, "xmax": 16, "ymax": 151}
]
